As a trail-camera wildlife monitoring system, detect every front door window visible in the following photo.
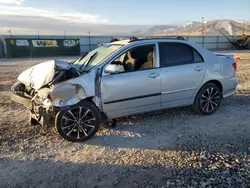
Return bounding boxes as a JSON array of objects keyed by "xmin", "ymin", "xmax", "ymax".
[{"xmin": 110, "ymin": 44, "xmax": 156, "ymax": 73}]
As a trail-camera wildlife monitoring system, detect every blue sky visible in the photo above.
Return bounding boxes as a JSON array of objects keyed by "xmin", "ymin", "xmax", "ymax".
[
  {"xmin": 0, "ymin": 0, "xmax": 249, "ymax": 25},
  {"xmin": 0, "ymin": 0, "xmax": 249, "ymax": 35}
]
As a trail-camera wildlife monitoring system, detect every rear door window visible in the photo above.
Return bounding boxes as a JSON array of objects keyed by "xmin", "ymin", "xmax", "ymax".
[
  {"xmin": 193, "ymin": 49, "xmax": 204, "ymax": 63},
  {"xmin": 159, "ymin": 42, "xmax": 203, "ymax": 67}
]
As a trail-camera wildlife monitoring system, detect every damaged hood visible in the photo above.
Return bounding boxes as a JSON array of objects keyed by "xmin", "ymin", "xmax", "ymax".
[
  {"xmin": 18, "ymin": 59, "xmax": 71, "ymax": 91},
  {"xmin": 15, "ymin": 59, "xmax": 99, "ymax": 109}
]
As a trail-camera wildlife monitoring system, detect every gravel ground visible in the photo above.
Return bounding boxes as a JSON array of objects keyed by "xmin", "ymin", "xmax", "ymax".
[{"xmin": 0, "ymin": 54, "xmax": 250, "ymax": 188}]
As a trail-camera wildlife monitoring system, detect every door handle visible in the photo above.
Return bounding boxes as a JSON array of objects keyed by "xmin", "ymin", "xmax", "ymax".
[
  {"xmin": 195, "ymin": 66, "xmax": 203, "ymax": 71},
  {"xmin": 148, "ymin": 72, "xmax": 160, "ymax": 79}
]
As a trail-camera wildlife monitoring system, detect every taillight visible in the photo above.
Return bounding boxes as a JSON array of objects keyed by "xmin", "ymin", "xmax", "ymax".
[
  {"xmin": 232, "ymin": 62, "xmax": 237, "ymax": 71},
  {"xmin": 234, "ymin": 56, "xmax": 241, "ymax": 61}
]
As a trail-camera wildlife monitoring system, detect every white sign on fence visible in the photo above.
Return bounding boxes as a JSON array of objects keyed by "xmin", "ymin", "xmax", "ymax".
[
  {"xmin": 63, "ymin": 40, "xmax": 76, "ymax": 47},
  {"xmin": 16, "ymin": 40, "xmax": 29, "ymax": 46}
]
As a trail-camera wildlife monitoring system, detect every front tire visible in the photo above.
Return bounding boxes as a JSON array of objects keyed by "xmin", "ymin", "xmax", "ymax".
[
  {"xmin": 55, "ymin": 100, "xmax": 101, "ymax": 142},
  {"xmin": 193, "ymin": 83, "xmax": 222, "ymax": 115}
]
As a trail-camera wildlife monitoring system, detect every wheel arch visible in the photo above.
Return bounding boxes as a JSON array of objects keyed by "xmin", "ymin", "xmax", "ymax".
[
  {"xmin": 204, "ymin": 80, "xmax": 223, "ymax": 92},
  {"xmin": 81, "ymin": 97, "xmax": 107, "ymax": 122},
  {"xmin": 194, "ymin": 79, "xmax": 223, "ymax": 101},
  {"xmin": 79, "ymin": 96, "xmax": 102, "ymax": 111}
]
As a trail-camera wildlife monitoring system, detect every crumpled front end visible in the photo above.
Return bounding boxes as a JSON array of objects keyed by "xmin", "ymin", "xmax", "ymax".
[
  {"xmin": 45, "ymin": 70, "xmax": 97, "ymax": 108},
  {"xmin": 11, "ymin": 59, "xmax": 99, "ymax": 127}
]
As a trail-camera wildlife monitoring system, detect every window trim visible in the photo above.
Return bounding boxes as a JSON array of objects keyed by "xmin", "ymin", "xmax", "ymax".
[
  {"xmin": 158, "ymin": 42, "xmax": 204, "ymax": 68},
  {"xmin": 193, "ymin": 48, "xmax": 204, "ymax": 63},
  {"xmin": 102, "ymin": 42, "xmax": 159, "ymax": 76}
]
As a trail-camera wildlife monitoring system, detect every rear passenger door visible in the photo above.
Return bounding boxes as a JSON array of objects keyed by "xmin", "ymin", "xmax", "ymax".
[{"xmin": 159, "ymin": 42, "xmax": 206, "ymax": 107}]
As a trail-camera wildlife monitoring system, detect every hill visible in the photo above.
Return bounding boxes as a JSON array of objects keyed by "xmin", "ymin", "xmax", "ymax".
[{"xmin": 144, "ymin": 20, "xmax": 250, "ymax": 36}]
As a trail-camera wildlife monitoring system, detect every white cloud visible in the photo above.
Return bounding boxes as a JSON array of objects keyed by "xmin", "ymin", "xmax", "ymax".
[
  {"xmin": 0, "ymin": 0, "xmax": 25, "ymax": 5},
  {"xmin": 0, "ymin": 14, "xmax": 149, "ymax": 35},
  {"xmin": 0, "ymin": 4, "xmax": 113, "ymax": 24}
]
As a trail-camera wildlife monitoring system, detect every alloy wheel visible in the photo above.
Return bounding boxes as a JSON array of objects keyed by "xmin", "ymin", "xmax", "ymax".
[
  {"xmin": 61, "ymin": 106, "xmax": 96, "ymax": 140},
  {"xmin": 200, "ymin": 87, "xmax": 221, "ymax": 113}
]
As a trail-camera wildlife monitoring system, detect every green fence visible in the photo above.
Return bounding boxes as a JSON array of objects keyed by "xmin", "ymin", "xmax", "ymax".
[{"xmin": 5, "ymin": 38, "xmax": 80, "ymax": 58}]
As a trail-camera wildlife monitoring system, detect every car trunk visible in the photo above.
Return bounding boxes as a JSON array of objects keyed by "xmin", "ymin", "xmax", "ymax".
[{"xmin": 215, "ymin": 53, "xmax": 237, "ymax": 77}]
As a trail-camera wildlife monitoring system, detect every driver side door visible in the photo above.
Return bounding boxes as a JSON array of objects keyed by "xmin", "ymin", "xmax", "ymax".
[{"xmin": 100, "ymin": 43, "xmax": 162, "ymax": 119}]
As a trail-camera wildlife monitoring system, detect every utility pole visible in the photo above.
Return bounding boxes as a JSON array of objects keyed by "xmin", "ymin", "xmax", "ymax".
[
  {"xmin": 87, "ymin": 31, "xmax": 91, "ymax": 52},
  {"xmin": 201, "ymin": 17, "xmax": 204, "ymax": 36},
  {"xmin": 64, "ymin": 30, "xmax": 66, "ymax": 39},
  {"xmin": 243, "ymin": 20, "xmax": 246, "ymax": 34},
  {"xmin": 37, "ymin": 29, "xmax": 40, "ymax": 38},
  {"xmin": 8, "ymin": 29, "xmax": 12, "ymax": 38},
  {"xmin": 201, "ymin": 17, "xmax": 205, "ymax": 47}
]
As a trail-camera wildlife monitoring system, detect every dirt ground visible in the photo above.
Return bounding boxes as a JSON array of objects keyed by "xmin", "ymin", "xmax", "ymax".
[{"xmin": 0, "ymin": 54, "xmax": 250, "ymax": 188}]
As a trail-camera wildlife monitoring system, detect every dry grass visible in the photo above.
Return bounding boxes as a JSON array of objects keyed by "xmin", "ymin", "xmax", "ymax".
[{"xmin": 235, "ymin": 53, "xmax": 250, "ymax": 94}]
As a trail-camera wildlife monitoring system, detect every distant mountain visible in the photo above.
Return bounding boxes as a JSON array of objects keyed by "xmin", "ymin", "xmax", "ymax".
[{"xmin": 143, "ymin": 20, "xmax": 250, "ymax": 36}]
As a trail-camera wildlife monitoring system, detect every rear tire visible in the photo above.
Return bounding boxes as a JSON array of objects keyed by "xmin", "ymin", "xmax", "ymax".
[
  {"xmin": 192, "ymin": 83, "xmax": 222, "ymax": 115},
  {"xmin": 55, "ymin": 100, "xmax": 101, "ymax": 142}
]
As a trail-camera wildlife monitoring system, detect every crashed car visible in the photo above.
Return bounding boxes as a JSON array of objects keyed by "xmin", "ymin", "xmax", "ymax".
[{"xmin": 11, "ymin": 37, "xmax": 238, "ymax": 142}]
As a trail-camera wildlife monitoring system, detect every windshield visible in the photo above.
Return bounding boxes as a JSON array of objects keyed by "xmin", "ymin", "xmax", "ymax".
[{"xmin": 74, "ymin": 44, "xmax": 123, "ymax": 71}]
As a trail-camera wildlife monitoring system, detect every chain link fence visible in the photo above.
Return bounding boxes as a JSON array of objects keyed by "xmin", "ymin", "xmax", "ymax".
[{"xmin": 0, "ymin": 34, "xmax": 242, "ymax": 57}]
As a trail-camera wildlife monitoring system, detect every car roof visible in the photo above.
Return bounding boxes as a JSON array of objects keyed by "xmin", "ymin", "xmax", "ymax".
[
  {"xmin": 110, "ymin": 39, "xmax": 130, "ymax": 45},
  {"xmin": 110, "ymin": 36, "xmax": 186, "ymax": 46}
]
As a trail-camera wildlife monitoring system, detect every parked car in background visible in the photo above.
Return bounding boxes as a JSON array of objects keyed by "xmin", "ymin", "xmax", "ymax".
[{"xmin": 11, "ymin": 37, "xmax": 238, "ymax": 142}]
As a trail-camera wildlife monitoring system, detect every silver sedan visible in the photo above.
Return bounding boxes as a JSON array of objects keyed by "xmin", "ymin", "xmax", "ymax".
[{"xmin": 11, "ymin": 37, "xmax": 238, "ymax": 142}]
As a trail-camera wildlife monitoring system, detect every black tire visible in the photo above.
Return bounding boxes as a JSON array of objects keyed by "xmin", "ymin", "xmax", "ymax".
[
  {"xmin": 192, "ymin": 83, "xmax": 222, "ymax": 115},
  {"xmin": 55, "ymin": 100, "xmax": 101, "ymax": 142}
]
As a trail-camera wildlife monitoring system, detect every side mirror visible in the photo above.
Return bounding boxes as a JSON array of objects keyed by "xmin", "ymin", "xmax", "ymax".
[{"xmin": 104, "ymin": 64, "xmax": 125, "ymax": 74}]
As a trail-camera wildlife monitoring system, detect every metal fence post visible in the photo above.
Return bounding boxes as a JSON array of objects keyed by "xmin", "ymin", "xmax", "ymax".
[
  {"xmin": 202, "ymin": 35, "xmax": 205, "ymax": 47},
  {"xmin": 87, "ymin": 31, "xmax": 91, "ymax": 52},
  {"xmin": 216, "ymin": 36, "xmax": 219, "ymax": 50}
]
